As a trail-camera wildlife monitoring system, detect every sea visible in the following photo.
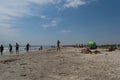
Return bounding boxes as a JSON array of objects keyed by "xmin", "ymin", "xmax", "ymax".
[{"xmin": 1, "ymin": 45, "xmax": 52, "ymax": 55}]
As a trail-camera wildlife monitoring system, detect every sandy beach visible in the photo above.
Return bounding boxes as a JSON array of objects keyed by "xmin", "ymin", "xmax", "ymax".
[{"xmin": 0, "ymin": 47, "xmax": 120, "ymax": 80}]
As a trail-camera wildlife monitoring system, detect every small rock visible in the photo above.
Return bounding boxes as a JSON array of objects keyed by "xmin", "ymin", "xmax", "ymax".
[
  {"xmin": 20, "ymin": 63, "xmax": 27, "ymax": 65},
  {"xmin": 20, "ymin": 74, "xmax": 27, "ymax": 77}
]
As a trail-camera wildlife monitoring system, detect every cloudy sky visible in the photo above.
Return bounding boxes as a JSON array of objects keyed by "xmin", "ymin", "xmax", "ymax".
[{"xmin": 0, "ymin": 0, "xmax": 120, "ymax": 45}]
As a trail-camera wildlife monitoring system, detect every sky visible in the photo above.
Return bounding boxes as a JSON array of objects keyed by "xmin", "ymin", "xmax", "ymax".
[{"xmin": 0, "ymin": 0, "xmax": 120, "ymax": 45}]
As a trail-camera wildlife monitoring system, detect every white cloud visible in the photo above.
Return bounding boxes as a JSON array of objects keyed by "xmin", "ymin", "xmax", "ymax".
[
  {"xmin": 0, "ymin": 0, "xmax": 94, "ymax": 38},
  {"xmin": 0, "ymin": 0, "xmax": 94, "ymax": 21},
  {"xmin": 64, "ymin": 0, "xmax": 87, "ymax": 8},
  {"xmin": 40, "ymin": 15, "xmax": 47, "ymax": 19},
  {"xmin": 41, "ymin": 20, "xmax": 57, "ymax": 28},
  {"xmin": 41, "ymin": 18, "xmax": 60, "ymax": 29},
  {"xmin": 51, "ymin": 20, "xmax": 58, "ymax": 26},
  {"xmin": 30, "ymin": 0, "xmax": 61, "ymax": 4},
  {"xmin": 0, "ymin": 25, "xmax": 19, "ymax": 37},
  {"xmin": 0, "ymin": 0, "xmax": 58, "ymax": 37},
  {"xmin": 0, "ymin": 0, "xmax": 62, "ymax": 19},
  {"xmin": 60, "ymin": 30, "xmax": 72, "ymax": 33},
  {"xmin": 0, "ymin": 0, "xmax": 93, "ymax": 21}
]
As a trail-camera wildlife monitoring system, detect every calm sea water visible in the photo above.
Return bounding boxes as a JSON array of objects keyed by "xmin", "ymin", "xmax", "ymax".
[{"xmin": 1, "ymin": 45, "xmax": 51, "ymax": 55}]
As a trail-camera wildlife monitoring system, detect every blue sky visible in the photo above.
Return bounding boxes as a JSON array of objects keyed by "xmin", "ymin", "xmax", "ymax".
[{"xmin": 0, "ymin": 0, "xmax": 120, "ymax": 45}]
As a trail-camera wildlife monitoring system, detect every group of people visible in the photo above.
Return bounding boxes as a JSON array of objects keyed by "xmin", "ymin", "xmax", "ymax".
[
  {"xmin": 0, "ymin": 43, "xmax": 30, "ymax": 55},
  {"xmin": 0, "ymin": 40, "xmax": 61, "ymax": 55}
]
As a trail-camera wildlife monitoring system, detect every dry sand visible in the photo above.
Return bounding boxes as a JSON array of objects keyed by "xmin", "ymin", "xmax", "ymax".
[{"xmin": 0, "ymin": 47, "xmax": 120, "ymax": 80}]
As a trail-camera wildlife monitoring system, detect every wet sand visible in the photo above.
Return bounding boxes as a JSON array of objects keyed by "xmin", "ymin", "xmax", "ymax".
[{"xmin": 0, "ymin": 47, "xmax": 120, "ymax": 80}]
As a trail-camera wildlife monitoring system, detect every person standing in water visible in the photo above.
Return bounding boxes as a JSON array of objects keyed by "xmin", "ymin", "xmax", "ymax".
[
  {"xmin": 9, "ymin": 44, "xmax": 13, "ymax": 54},
  {"xmin": 0, "ymin": 45, "xmax": 4, "ymax": 55},
  {"xmin": 39, "ymin": 45, "xmax": 43, "ymax": 50},
  {"xmin": 15, "ymin": 43, "xmax": 19, "ymax": 54},
  {"xmin": 26, "ymin": 43, "xmax": 30, "ymax": 52},
  {"xmin": 57, "ymin": 40, "xmax": 61, "ymax": 52}
]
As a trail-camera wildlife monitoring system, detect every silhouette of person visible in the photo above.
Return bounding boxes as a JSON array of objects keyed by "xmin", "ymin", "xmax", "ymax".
[
  {"xmin": 15, "ymin": 43, "xmax": 19, "ymax": 54},
  {"xmin": 9, "ymin": 44, "xmax": 13, "ymax": 54},
  {"xmin": 57, "ymin": 40, "xmax": 61, "ymax": 51},
  {"xmin": 26, "ymin": 43, "xmax": 30, "ymax": 52},
  {"xmin": 39, "ymin": 45, "xmax": 43, "ymax": 50},
  {"xmin": 0, "ymin": 45, "xmax": 4, "ymax": 55}
]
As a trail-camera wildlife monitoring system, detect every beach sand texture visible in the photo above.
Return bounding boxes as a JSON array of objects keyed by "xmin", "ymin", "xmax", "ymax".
[{"xmin": 0, "ymin": 47, "xmax": 120, "ymax": 80}]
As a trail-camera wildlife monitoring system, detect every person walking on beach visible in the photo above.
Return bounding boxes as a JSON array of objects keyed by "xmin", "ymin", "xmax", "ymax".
[
  {"xmin": 57, "ymin": 40, "xmax": 61, "ymax": 52},
  {"xmin": 15, "ymin": 43, "xmax": 19, "ymax": 54},
  {"xmin": 26, "ymin": 43, "xmax": 30, "ymax": 52},
  {"xmin": 9, "ymin": 44, "xmax": 13, "ymax": 54},
  {"xmin": 0, "ymin": 45, "xmax": 4, "ymax": 55}
]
